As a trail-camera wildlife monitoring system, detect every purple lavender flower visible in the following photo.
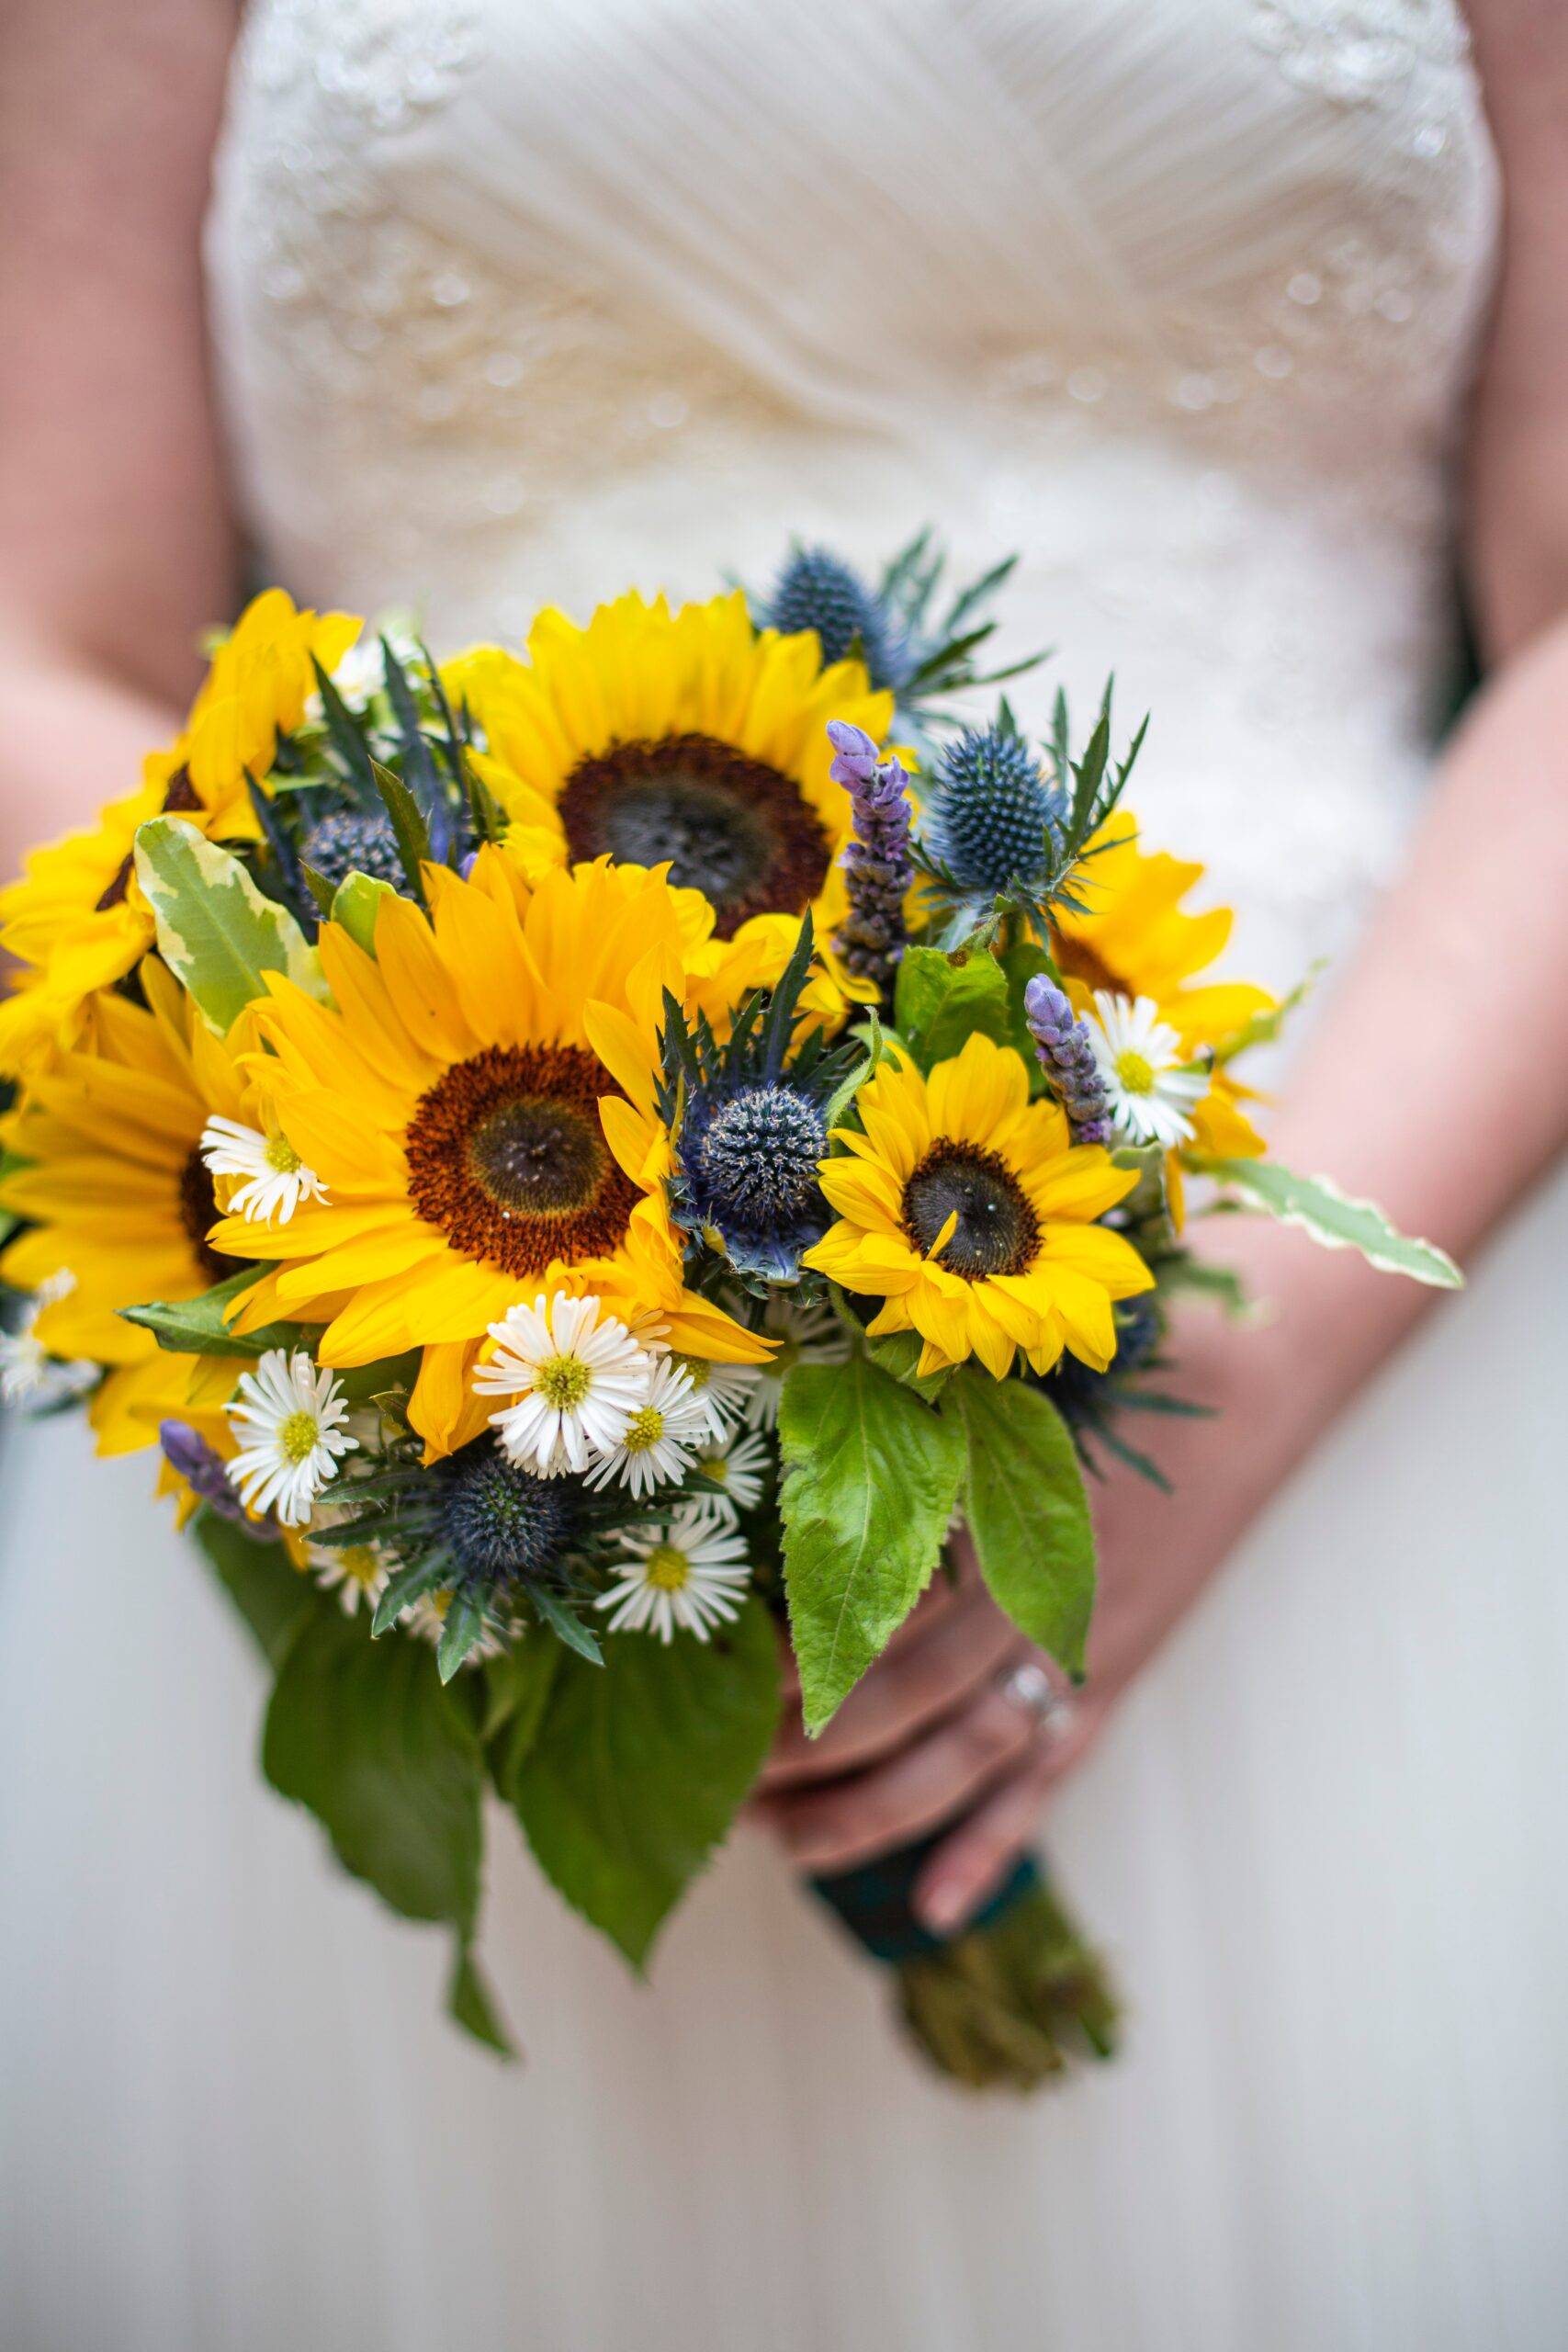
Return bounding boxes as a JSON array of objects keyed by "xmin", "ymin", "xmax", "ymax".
[
  {"xmin": 826, "ymin": 720, "xmax": 913, "ymax": 1001},
  {"xmin": 159, "ymin": 1419, "xmax": 271, "ymax": 1531},
  {"xmin": 1023, "ymin": 976, "xmax": 1114, "ymax": 1146}
]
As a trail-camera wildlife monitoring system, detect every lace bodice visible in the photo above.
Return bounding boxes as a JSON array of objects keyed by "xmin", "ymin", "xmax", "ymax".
[{"xmin": 205, "ymin": 0, "xmax": 1498, "ymax": 990}]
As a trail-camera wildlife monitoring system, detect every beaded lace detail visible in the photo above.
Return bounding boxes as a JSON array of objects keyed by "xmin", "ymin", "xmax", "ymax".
[{"xmin": 207, "ymin": 0, "xmax": 1498, "ymax": 992}]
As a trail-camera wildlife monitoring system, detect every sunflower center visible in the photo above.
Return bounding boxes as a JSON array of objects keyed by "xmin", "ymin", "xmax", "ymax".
[
  {"xmin": 643, "ymin": 1543, "xmax": 690, "ymax": 1591},
  {"xmin": 468, "ymin": 1094, "xmax": 607, "ymax": 1216},
  {"xmin": 623, "ymin": 1406, "xmax": 665, "ymax": 1454},
  {"xmin": 902, "ymin": 1142, "xmax": 1041, "ymax": 1281},
  {"xmin": 177, "ymin": 1152, "xmax": 249, "ymax": 1282},
  {"xmin": 557, "ymin": 733, "xmax": 833, "ymax": 939},
  {"xmin": 278, "ymin": 1409, "xmax": 321, "ymax": 1465},
  {"xmin": 534, "ymin": 1353, "xmax": 592, "ymax": 1409},
  {"xmin": 1113, "ymin": 1048, "xmax": 1156, "ymax": 1095}
]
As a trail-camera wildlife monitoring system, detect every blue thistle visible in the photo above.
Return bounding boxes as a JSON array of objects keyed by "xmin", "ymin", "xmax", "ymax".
[
  {"xmin": 763, "ymin": 547, "xmax": 908, "ymax": 691},
  {"xmin": 440, "ymin": 1442, "xmax": 577, "ymax": 1596},
  {"xmin": 1023, "ymin": 976, "xmax": 1113, "ymax": 1146},
  {"xmin": 300, "ymin": 808, "xmax": 406, "ymax": 892},
  {"xmin": 923, "ymin": 724, "xmax": 1067, "ymax": 899},
  {"xmin": 827, "ymin": 719, "xmax": 913, "ymax": 1001}
]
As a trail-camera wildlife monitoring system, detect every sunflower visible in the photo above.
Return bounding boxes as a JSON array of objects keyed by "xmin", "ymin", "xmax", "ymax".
[
  {"xmin": 218, "ymin": 851, "xmax": 772, "ymax": 1462},
  {"xmin": 0, "ymin": 590, "xmax": 359, "ymax": 1079},
  {"xmin": 444, "ymin": 590, "xmax": 894, "ymax": 1033},
  {"xmin": 1052, "ymin": 810, "xmax": 1272, "ymax": 1162},
  {"xmin": 805, "ymin": 1033, "xmax": 1154, "ymax": 1381},
  {"xmin": 0, "ymin": 961, "xmax": 256, "ymax": 1456}
]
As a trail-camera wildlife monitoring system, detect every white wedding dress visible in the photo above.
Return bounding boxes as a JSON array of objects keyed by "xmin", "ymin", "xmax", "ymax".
[{"xmin": 4, "ymin": 4, "xmax": 1567, "ymax": 2346}]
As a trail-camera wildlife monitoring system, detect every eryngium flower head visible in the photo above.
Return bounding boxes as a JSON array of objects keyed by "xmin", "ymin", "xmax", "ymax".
[
  {"xmin": 299, "ymin": 808, "xmax": 406, "ymax": 892},
  {"xmin": 764, "ymin": 547, "xmax": 908, "ymax": 691},
  {"xmin": 440, "ymin": 1439, "xmax": 578, "ymax": 1593},
  {"xmin": 924, "ymin": 725, "xmax": 1066, "ymax": 897},
  {"xmin": 1022, "ymin": 975, "xmax": 1113, "ymax": 1146},
  {"xmin": 675, "ymin": 1080, "xmax": 830, "ymax": 1283}
]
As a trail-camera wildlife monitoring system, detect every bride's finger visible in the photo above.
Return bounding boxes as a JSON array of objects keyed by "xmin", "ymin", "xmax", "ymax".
[
  {"xmin": 758, "ymin": 1589, "xmax": 1021, "ymax": 1790},
  {"xmin": 757, "ymin": 1683, "xmax": 1040, "ymax": 1872},
  {"xmin": 909, "ymin": 1703, "xmax": 1105, "ymax": 1935}
]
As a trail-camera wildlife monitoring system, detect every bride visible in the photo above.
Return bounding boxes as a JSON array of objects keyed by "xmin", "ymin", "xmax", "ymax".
[{"xmin": 2, "ymin": 2, "xmax": 1565, "ymax": 2345}]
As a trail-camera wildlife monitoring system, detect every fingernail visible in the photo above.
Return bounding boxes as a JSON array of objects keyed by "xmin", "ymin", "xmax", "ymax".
[{"xmin": 918, "ymin": 1879, "xmax": 971, "ymax": 1935}]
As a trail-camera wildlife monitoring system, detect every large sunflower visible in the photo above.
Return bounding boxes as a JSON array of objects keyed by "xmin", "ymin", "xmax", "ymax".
[
  {"xmin": 445, "ymin": 590, "xmax": 894, "ymax": 1033},
  {"xmin": 220, "ymin": 851, "xmax": 771, "ymax": 1461},
  {"xmin": 804, "ymin": 1033, "xmax": 1154, "ymax": 1380},
  {"xmin": 1052, "ymin": 810, "xmax": 1272, "ymax": 1161},
  {"xmin": 0, "ymin": 962, "xmax": 254, "ymax": 1455},
  {"xmin": 0, "ymin": 590, "xmax": 359, "ymax": 1079}
]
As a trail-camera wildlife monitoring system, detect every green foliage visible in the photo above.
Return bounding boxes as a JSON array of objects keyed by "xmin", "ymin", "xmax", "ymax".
[
  {"xmin": 779, "ymin": 1352, "xmax": 966, "ymax": 1733},
  {"xmin": 892, "ymin": 943, "xmax": 1010, "ymax": 1071},
  {"xmin": 192, "ymin": 1508, "xmax": 318, "ymax": 1670},
  {"xmin": 133, "ymin": 817, "xmax": 320, "ymax": 1033},
  {"xmin": 331, "ymin": 870, "xmax": 398, "ymax": 956},
  {"xmin": 1197, "ymin": 1157, "xmax": 1462, "ymax": 1288},
  {"xmin": 502, "ymin": 1600, "xmax": 780, "ymax": 1969},
  {"xmin": 263, "ymin": 1601, "xmax": 487, "ymax": 1932},
  {"xmin": 369, "ymin": 757, "xmax": 432, "ymax": 902},
  {"xmin": 943, "ymin": 1370, "xmax": 1096, "ymax": 1680},
  {"xmin": 120, "ymin": 1264, "xmax": 300, "ymax": 1358},
  {"xmin": 446, "ymin": 1947, "xmax": 513, "ymax": 2056}
]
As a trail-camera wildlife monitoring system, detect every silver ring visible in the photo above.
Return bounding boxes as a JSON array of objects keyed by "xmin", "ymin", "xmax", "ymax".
[{"xmin": 996, "ymin": 1658, "xmax": 1077, "ymax": 1741}]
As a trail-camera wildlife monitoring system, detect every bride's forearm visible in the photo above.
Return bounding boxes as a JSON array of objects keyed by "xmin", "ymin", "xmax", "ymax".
[{"xmin": 0, "ymin": 630, "xmax": 182, "ymax": 890}]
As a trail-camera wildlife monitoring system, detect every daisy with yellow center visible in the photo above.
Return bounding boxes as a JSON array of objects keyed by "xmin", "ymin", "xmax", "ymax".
[
  {"xmin": 804, "ymin": 1033, "xmax": 1155, "ymax": 1381},
  {"xmin": 0, "ymin": 590, "xmax": 358, "ymax": 1079},
  {"xmin": 0, "ymin": 961, "xmax": 262, "ymax": 1457},
  {"xmin": 224, "ymin": 1349, "xmax": 357, "ymax": 1527},
  {"xmin": 1051, "ymin": 808, "xmax": 1273, "ymax": 1166},
  {"xmin": 597, "ymin": 1502, "xmax": 754, "ymax": 1643},
  {"xmin": 445, "ymin": 589, "xmax": 895, "ymax": 1035},
  {"xmin": 217, "ymin": 851, "xmax": 771, "ymax": 1462},
  {"xmin": 475, "ymin": 1292, "xmax": 651, "ymax": 1476},
  {"xmin": 583, "ymin": 1354, "xmax": 710, "ymax": 1498}
]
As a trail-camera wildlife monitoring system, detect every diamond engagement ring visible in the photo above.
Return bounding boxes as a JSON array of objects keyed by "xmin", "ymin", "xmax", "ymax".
[{"xmin": 996, "ymin": 1658, "xmax": 1077, "ymax": 1741}]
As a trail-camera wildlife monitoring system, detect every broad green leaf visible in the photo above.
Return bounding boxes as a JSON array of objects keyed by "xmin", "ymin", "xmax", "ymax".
[
  {"xmin": 446, "ymin": 1946, "xmax": 513, "ymax": 2058},
  {"xmin": 863, "ymin": 1328, "xmax": 952, "ymax": 1403},
  {"xmin": 263, "ymin": 1606, "xmax": 486, "ymax": 1930},
  {"xmin": 779, "ymin": 1353, "xmax": 966, "ymax": 1733},
  {"xmin": 504, "ymin": 1598, "xmax": 780, "ymax": 1969},
  {"xmin": 943, "ymin": 1370, "xmax": 1096, "ymax": 1679},
  {"xmin": 133, "ymin": 817, "xmax": 321, "ymax": 1034},
  {"xmin": 192, "ymin": 1508, "xmax": 319, "ymax": 1670},
  {"xmin": 892, "ymin": 943, "xmax": 1010, "ymax": 1070},
  {"xmin": 1196, "ymin": 1157, "xmax": 1462, "ymax": 1288},
  {"xmin": 482, "ymin": 1634, "xmax": 561, "ymax": 1758},
  {"xmin": 120, "ymin": 1264, "xmax": 300, "ymax": 1357},
  {"xmin": 331, "ymin": 870, "xmax": 398, "ymax": 956}
]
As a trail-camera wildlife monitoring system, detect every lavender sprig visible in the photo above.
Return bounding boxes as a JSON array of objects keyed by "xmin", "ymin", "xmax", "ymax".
[
  {"xmin": 1023, "ymin": 976, "xmax": 1114, "ymax": 1146},
  {"xmin": 826, "ymin": 720, "xmax": 914, "ymax": 1002},
  {"xmin": 160, "ymin": 1419, "xmax": 274, "ymax": 1532}
]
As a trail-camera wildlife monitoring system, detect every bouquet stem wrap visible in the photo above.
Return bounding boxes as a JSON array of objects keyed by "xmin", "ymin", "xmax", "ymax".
[{"xmin": 808, "ymin": 1830, "xmax": 1121, "ymax": 2091}]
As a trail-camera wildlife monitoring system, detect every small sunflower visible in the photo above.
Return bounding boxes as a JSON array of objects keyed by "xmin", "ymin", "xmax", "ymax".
[
  {"xmin": 445, "ymin": 590, "xmax": 894, "ymax": 1033},
  {"xmin": 805, "ymin": 1033, "xmax": 1154, "ymax": 1381},
  {"xmin": 1051, "ymin": 810, "xmax": 1273, "ymax": 1162},
  {"xmin": 0, "ymin": 961, "xmax": 257, "ymax": 1455},
  {"xmin": 0, "ymin": 590, "xmax": 358, "ymax": 1078},
  {"xmin": 219, "ymin": 851, "xmax": 772, "ymax": 1462}
]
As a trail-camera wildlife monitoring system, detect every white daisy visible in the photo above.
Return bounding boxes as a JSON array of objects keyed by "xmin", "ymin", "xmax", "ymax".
[
  {"xmin": 743, "ymin": 1297, "xmax": 852, "ymax": 1432},
  {"xmin": 305, "ymin": 1491, "xmax": 393, "ymax": 1617},
  {"xmin": 691, "ymin": 1430, "xmax": 771, "ymax": 1525},
  {"xmin": 224, "ymin": 1351, "xmax": 358, "ymax": 1527},
  {"xmin": 1086, "ymin": 991, "xmax": 1209, "ymax": 1149},
  {"xmin": 200, "ymin": 1115, "xmax": 329, "ymax": 1225},
  {"xmin": 474, "ymin": 1293, "xmax": 650, "ymax": 1476},
  {"xmin": 583, "ymin": 1355, "xmax": 710, "ymax": 1498},
  {"xmin": 0, "ymin": 1272, "xmax": 97, "ymax": 1409},
  {"xmin": 597, "ymin": 1504, "xmax": 753, "ymax": 1643},
  {"xmin": 662, "ymin": 1350, "xmax": 760, "ymax": 1441}
]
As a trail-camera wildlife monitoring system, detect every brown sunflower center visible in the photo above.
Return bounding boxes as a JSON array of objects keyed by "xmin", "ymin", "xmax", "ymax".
[
  {"xmin": 178, "ymin": 1150, "xmax": 247, "ymax": 1283},
  {"xmin": 96, "ymin": 766, "xmax": 205, "ymax": 913},
  {"xmin": 556, "ymin": 733, "xmax": 832, "ymax": 939},
  {"xmin": 1049, "ymin": 926, "xmax": 1122, "ymax": 1001},
  {"xmin": 403, "ymin": 1043, "xmax": 639, "ymax": 1278},
  {"xmin": 902, "ymin": 1141, "xmax": 1040, "ymax": 1282}
]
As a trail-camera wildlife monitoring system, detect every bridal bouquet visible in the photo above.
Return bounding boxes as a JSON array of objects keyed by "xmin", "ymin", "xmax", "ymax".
[{"xmin": 0, "ymin": 547, "xmax": 1459, "ymax": 2089}]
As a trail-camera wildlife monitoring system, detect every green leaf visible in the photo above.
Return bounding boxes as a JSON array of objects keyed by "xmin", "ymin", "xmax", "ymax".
[
  {"xmin": 892, "ymin": 943, "xmax": 1010, "ymax": 1070},
  {"xmin": 504, "ymin": 1598, "xmax": 780, "ymax": 1968},
  {"xmin": 446, "ymin": 1945, "xmax": 514, "ymax": 2058},
  {"xmin": 943, "ymin": 1370, "xmax": 1096, "ymax": 1679},
  {"xmin": 1195, "ymin": 1157, "xmax": 1462, "ymax": 1288},
  {"xmin": 483, "ymin": 1634, "xmax": 561, "ymax": 1761},
  {"xmin": 191, "ymin": 1508, "xmax": 319, "ymax": 1669},
  {"xmin": 120, "ymin": 1264, "xmax": 301, "ymax": 1357},
  {"xmin": 330, "ymin": 870, "xmax": 398, "ymax": 957},
  {"xmin": 263, "ymin": 1607, "xmax": 486, "ymax": 1930},
  {"xmin": 299, "ymin": 862, "xmax": 338, "ymax": 919},
  {"xmin": 530, "ymin": 1584, "xmax": 604, "ymax": 1666},
  {"xmin": 133, "ymin": 817, "xmax": 321, "ymax": 1034},
  {"xmin": 435, "ymin": 1589, "xmax": 489, "ymax": 1682},
  {"xmin": 778, "ymin": 1352, "xmax": 966, "ymax": 1733},
  {"xmin": 369, "ymin": 757, "xmax": 432, "ymax": 901},
  {"xmin": 863, "ymin": 1328, "xmax": 952, "ymax": 1402}
]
